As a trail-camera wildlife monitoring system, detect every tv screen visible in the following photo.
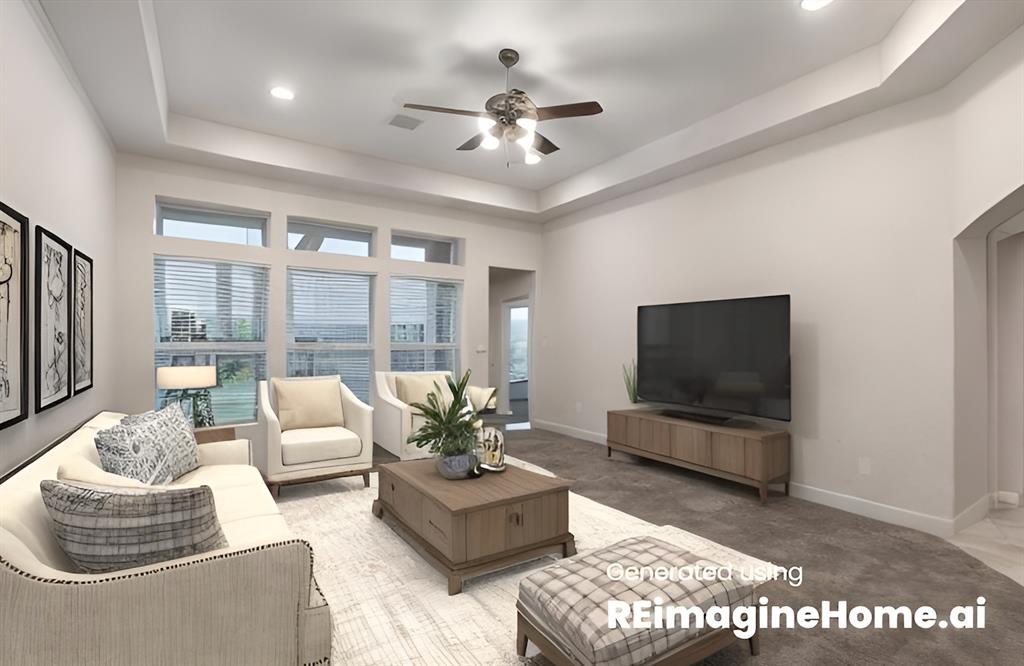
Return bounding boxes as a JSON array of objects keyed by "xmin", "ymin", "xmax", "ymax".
[{"xmin": 637, "ymin": 295, "xmax": 791, "ymax": 421}]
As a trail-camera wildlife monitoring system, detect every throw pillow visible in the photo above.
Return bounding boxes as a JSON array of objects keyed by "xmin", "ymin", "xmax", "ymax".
[
  {"xmin": 271, "ymin": 377, "xmax": 345, "ymax": 431},
  {"xmin": 94, "ymin": 402, "xmax": 199, "ymax": 484},
  {"xmin": 396, "ymin": 373, "xmax": 454, "ymax": 411},
  {"xmin": 39, "ymin": 480, "xmax": 228, "ymax": 574},
  {"xmin": 57, "ymin": 455, "xmax": 148, "ymax": 488}
]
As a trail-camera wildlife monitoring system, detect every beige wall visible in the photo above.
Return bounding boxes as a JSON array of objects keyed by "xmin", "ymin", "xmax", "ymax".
[
  {"xmin": 534, "ymin": 26, "xmax": 1024, "ymax": 535},
  {"xmin": 113, "ymin": 155, "xmax": 543, "ymax": 444},
  {"xmin": 0, "ymin": 1, "xmax": 117, "ymax": 474}
]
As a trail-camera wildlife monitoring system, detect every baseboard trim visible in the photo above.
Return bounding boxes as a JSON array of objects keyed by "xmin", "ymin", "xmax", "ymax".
[
  {"xmin": 789, "ymin": 482, "xmax": 955, "ymax": 538},
  {"xmin": 995, "ymin": 490, "xmax": 1021, "ymax": 507},
  {"xmin": 952, "ymin": 493, "xmax": 994, "ymax": 533},
  {"xmin": 530, "ymin": 419, "xmax": 606, "ymax": 445}
]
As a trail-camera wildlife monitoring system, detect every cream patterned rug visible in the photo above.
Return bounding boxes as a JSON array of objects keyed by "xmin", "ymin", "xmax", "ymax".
[{"xmin": 276, "ymin": 458, "xmax": 770, "ymax": 665}]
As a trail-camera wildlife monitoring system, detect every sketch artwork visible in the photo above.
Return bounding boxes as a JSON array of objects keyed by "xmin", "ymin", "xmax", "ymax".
[
  {"xmin": 36, "ymin": 227, "xmax": 72, "ymax": 412},
  {"xmin": 0, "ymin": 203, "xmax": 28, "ymax": 429},
  {"xmin": 73, "ymin": 250, "xmax": 93, "ymax": 393}
]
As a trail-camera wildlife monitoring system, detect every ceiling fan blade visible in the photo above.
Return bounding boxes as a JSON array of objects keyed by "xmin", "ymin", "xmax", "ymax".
[
  {"xmin": 536, "ymin": 101, "xmax": 603, "ymax": 121},
  {"xmin": 532, "ymin": 132, "xmax": 559, "ymax": 155},
  {"xmin": 404, "ymin": 103, "xmax": 489, "ymax": 118},
  {"xmin": 457, "ymin": 133, "xmax": 485, "ymax": 151}
]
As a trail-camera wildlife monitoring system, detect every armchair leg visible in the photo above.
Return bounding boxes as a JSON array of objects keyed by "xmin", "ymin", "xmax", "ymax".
[
  {"xmin": 267, "ymin": 483, "xmax": 280, "ymax": 499},
  {"xmin": 362, "ymin": 472, "xmax": 370, "ymax": 488}
]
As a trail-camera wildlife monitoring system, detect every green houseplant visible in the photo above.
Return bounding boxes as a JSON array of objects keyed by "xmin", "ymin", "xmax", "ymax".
[
  {"xmin": 407, "ymin": 370, "xmax": 483, "ymax": 479},
  {"xmin": 623, "ymin": 359, "xmax": 638, "ymax": 404}
]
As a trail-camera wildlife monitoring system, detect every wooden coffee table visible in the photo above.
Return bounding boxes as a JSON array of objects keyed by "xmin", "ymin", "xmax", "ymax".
[{"xmin": 372, "ymin": 459, "xmax": 576, "ymax": 595}]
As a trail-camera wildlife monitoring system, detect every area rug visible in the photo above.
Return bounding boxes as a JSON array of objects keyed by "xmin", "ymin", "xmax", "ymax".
[{"xmin": 276, "ymin": 457, "xmax": 771, "ymax": 665}]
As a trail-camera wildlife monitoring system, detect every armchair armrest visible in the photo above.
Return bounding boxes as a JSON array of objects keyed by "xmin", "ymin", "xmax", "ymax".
[
  {"xmin": 340, "ymin": 384, "xmax": 373, "ymax": 462},
  {"xmin": 257, "ymin": 381, "xmax": 283, "ymax": 478}
]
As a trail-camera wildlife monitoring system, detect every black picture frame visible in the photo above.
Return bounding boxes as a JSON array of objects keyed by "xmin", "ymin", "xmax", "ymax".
[
  {"xmin": 35, "ymin": 226, "xmax": 73, "ymax": 413},
  {"xmin": 0, "ymin": 201, "xmax": 29, "ymax": 430},
  {"xmin": 72, "ymin": 249, "xmax": 94, "ymax": 395}
]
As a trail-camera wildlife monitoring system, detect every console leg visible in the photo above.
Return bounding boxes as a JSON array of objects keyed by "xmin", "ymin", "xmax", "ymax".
[
  {"xmin": 759, "ymin": 484, "xmax": 768, "ymax": 504},
  {"xmin": 606, "ymin": 445, "xmax": 612, "ymax": 457},
  {"xmin": 447, "ymin": 574, "xmax": 463, "ymax": 596},
  {"xmin": 749, "ymin": 632, "xmax": 760, "ymax": 656},
  {"xmin": 784, "ymin": 481, "xmax": 790, "ymax": 496}
]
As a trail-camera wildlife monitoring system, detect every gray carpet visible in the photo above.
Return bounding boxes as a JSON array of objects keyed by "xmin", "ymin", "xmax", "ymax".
[{"xmin": 505, "ymin": 428, "xmax": 1023, "ymax": 665}]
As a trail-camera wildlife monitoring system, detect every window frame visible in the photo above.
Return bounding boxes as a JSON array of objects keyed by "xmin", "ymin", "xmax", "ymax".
[
  {"xmin": 153, "ymin": 255, "xmax": 270, "ymax": 425},
  {"xmin": 389, "ymin": 276, "xmax": 462, "ymax": 374},
  {"xmin": 390, "ymin": 230, "xmax": 460, "ymax": 265},
  {"xmin": 285, "ymin": 266, "xmax": 375, "ymax": 401},
  {"xmin": 155, "ymin": 202, "xmax": 269, "ymax": 248},
  {"xmin": 287, "ymin": 217, "xmax": 375, "ymax": 257}
]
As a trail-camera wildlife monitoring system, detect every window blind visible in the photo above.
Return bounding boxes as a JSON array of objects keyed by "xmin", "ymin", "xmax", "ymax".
[
  {"xmin": 153, "ymin": 257, "xmax": 269, "ymax": 424},
  {"xmin": 389, "ymin": 277, "xmax": 459, "ymax": 373},
  {"xmin": 286, "ymin": 268, "xmax": 373, "ymax": 401}
]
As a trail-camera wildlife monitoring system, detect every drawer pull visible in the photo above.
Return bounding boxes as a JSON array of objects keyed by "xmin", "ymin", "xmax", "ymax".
[{"xmin": 508, "ymin": 512, "xmax": 521, "ymax": 527}]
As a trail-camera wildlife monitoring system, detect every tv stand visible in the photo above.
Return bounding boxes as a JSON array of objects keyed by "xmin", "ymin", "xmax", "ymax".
[
  {"xmin": 661, "ymin": 409, "xmax": 731, "ymax": 425},
  {"xmin": 607, "ymin": 409, "xmax": 790, "ymax": 503}
]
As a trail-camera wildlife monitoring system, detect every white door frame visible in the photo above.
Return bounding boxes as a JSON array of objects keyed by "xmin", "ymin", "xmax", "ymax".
[{"xmin": 500, "ymin": 298, "xmax": 530, "ymax": 416}]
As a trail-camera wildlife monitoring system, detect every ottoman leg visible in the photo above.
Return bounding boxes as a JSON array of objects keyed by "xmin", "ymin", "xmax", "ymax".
[
  {"xmin": 748, "ymin": 631, "xmax": 760, "ymax": 656},
  {"xmin": 516, "ymin": 614, "xmax": 529, "ymax": 656}
]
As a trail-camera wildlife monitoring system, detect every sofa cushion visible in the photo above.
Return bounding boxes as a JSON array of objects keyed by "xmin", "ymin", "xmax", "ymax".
[
  {"xmin": 466, "ymin": 385, "xmax": 496, "ymax": 412},
  {"xmin": 280, "ymin": 426, "xmax": 362, "ymax": 464},
  {"xmin": 94, "ymin": 402, "xmax": 199, "ymax": 484},
  {"xmin": 272, "ymin": 377, "xmax": 345, "ymax": 431},
  {"xmin": 395, "ymin": 373, "xmax": 454, "ymax": 410},
  {"xmin": 39, "ymin": 480, "xmax": 227, "ymax": 574},
  {"xmin": 58, "ymin": 455, "xmax": 149, "ymax": 488},
  {"xmin": 219, "ymin": 513, "xmax": 293, "ymax": 549},
  {"xmin": 172, "ymin": 463, "xmax": 267, "ymax": 491}
]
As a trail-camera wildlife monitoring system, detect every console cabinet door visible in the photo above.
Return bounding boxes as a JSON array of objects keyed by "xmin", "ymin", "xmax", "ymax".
[
  {"xmin": 607, "ymin": 412, "xmax": 627, "ymax": 444},
  {"xmin": 640, "ymin": 419, "xmax": 671, "ymax": 456},
  {"xmin": 711, "ymin": 433, "xmax": 747, "ymax": 476},
  {"xmin": 672, "ymin": 427, "xmax": 711, "ymax": 466},
  {"xmin": 625, "ymin": 416, "xmax": 642, "ymax": 448}
]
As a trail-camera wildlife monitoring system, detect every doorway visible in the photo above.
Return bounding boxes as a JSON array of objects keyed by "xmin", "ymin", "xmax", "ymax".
[{"xmin": 488, "ymin": 267, "xmax": 534, "ymax": 429}]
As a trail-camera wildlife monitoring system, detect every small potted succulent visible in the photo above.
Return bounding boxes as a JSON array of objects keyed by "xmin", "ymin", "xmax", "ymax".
[{"xmin": 407, "ymin": 370, "xmax": 484, "ymax": 480}]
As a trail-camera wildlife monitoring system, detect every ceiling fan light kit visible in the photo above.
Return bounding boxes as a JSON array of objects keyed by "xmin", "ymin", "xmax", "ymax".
[{"xmin": 404, "ymin": 48, "xmax": 603, "ymax": 166}]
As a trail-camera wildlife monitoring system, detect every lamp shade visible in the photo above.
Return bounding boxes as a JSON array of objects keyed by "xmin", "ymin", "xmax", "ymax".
[{"xmin": 156, "ymin": 366, "xmax": 217, "ymax": 390}]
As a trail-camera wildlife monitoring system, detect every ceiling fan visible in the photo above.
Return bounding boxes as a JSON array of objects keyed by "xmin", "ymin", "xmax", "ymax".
[{"xmin": 403, "ymin": 48, "xmax": 603, "ymax": 166}]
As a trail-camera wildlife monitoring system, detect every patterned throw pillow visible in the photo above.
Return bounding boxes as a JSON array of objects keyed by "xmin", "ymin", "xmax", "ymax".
[
  {"xmin": 40, "ymin": 480, "xmax": 228, "ymax": 574},
  {"xmin": 94, "ymin": 402, "xmax": 199, "ymax": 484}
]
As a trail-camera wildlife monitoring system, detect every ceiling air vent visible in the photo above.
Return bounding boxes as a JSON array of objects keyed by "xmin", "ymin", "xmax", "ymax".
[{"xmin": 388, "ymin": 114, "xmax": 422, "ymax": 131}]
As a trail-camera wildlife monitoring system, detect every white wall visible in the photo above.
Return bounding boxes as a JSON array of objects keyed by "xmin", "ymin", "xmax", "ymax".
[
  {"xmin": 996, "ymin": 231, "xmax": 1024, "ymax": 501},
  {"xmin": 534, "ymin": 25, "xmax": 1024, "ymax": 536},
  {"xmin": 0, "ymin": 0, "xmax": 116, "ymax": 474},
  {"xmin": 113, "ymin": 155, "xmax": 543, "ymax": 443}
]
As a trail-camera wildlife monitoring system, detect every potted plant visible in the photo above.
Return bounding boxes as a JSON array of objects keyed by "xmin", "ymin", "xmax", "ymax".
[{"xmin": 407, "ymin": 370, "xmax": 484, "ymax": 480}]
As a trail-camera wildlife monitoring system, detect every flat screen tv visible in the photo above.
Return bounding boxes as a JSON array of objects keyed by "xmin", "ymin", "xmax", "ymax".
[{"xmin": 637, "ymin": 295, "xmax": 791, "ymax": 422}]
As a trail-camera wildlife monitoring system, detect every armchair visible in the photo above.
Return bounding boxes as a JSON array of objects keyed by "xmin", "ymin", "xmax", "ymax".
[
  {"xmin": 257, "ymin": 375, "xmax": 373, "ymax": 496},
  {"xmin": 373, "ymin": 371, "xmax": 496, "ymax": 460}
]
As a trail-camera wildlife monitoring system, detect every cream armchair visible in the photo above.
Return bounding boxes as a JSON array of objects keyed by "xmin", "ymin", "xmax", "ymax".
[
  {"xmin": 257, "ymin": 375, "xmax": 373, "ymax": 496},
  {"xmin": 373, "ymin": 371, "xmax": 496, "ymax": 460}
]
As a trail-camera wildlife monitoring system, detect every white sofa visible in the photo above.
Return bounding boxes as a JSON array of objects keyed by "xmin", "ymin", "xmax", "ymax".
[
  {"xmin": 373, "ymin": 371, "xmax": 496, "ymax": 460},
  {"xmin": 0, "ymin": 412, "xmax": 331, "ymax": 666},
  {"xmin": 257, "ymin": 376, "xmax": 373, "ymax": 495}
]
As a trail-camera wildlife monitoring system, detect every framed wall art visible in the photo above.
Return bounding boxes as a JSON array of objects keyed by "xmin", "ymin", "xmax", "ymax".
[
  {"xmin": 35, "ymin": 226, "xmax": 73, "ymax": 412},
  {"xmin": 73, "ymin": 249, "xmax": 93, "ymax": 394},
  {"xmin": 0, "ymin": 202, "xmax": 29, "ymax": 429}
]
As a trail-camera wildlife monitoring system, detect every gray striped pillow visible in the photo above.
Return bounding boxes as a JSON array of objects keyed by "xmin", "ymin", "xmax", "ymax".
[{"xmin": 39, "ymin": 480, "xmax": 228, "ymax": 573}]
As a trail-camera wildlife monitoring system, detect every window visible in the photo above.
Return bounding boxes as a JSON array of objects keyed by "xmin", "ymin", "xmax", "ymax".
[
  {"xmin": 156, "ymin": 204, "xmax": 266, "ymax": 247},
  {"xmin": 390, "ymin": 232, "xmax": 457, "ymax": 264},
  {"xmin": 154, "ymin": 257, "xmax": 269, "ymax": 424},
  {"xmin": 288, "ymin": 218, "xmax": 372, "ymax": 257},
  {"xmin": 287, "ymin": 268, "xmax": 373, "ymax": 401},
  {"xmin": 390, "ymin": 277, "xmax": 460, "ymax": 372}
]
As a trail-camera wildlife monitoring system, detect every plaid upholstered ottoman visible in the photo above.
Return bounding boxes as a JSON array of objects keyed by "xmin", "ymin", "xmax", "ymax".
[{"xmin": 516, "ymin": 536, "xmax": 759, "ymax": 666}]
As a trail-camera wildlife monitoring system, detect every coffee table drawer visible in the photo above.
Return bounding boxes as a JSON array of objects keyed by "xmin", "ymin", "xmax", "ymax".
[{"xmin": 422, "ymin": 499, "xmax": 455, "ymax": 560}]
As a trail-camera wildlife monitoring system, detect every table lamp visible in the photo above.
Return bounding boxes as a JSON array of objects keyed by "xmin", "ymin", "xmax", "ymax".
[{"xmin": 156, "ymin": 366, "xmax": 217, "ymax": 427}]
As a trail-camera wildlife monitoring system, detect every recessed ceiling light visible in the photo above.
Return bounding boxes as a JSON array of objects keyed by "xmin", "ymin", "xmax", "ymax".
[
  {"xmin": 800, "ymin": 0, "xmax": 834, "ymax": 10},
  {"xmin": 270, "ymin": 86, "xmax": 295, "ymax": 100}
]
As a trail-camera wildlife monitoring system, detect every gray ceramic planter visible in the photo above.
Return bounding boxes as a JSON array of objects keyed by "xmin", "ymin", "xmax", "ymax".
[{"xmin": 436, "ymin": 453, "xmax": 478, "ymax": 480}]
